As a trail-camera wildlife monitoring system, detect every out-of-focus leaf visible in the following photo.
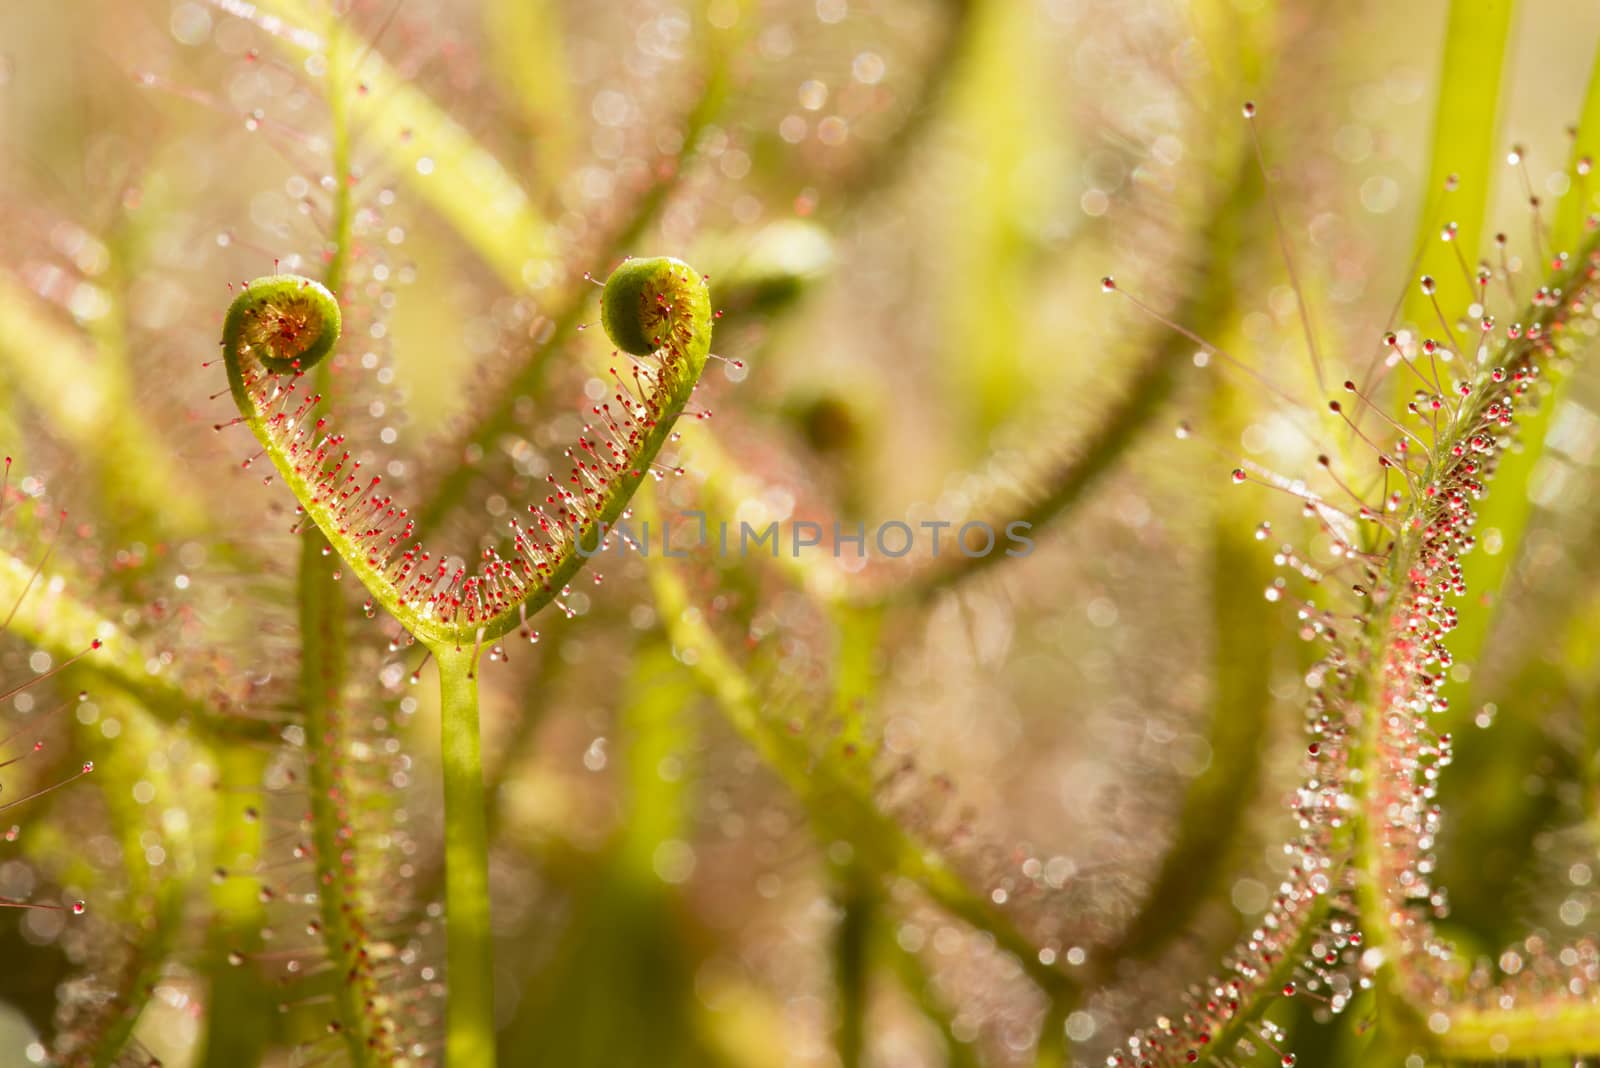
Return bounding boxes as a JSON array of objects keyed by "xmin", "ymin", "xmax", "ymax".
[
  {"xmin": 1438, "ymin": 27, "xmax": 1600, "ymax": 734},
  {"xmin": 1400, "ymin": 0, "xmax": 1515, "ymax": 337},
  {"xmin": 498, "ymin": 642, "xmax": 709, "ymax": 1068},
  {"xmin": 233, "ymin": 0, "xmax": 553, "ymax": 288},
  {"xmin": 0, "ymin": 275, "xmax": 208, "ymax": 542}
]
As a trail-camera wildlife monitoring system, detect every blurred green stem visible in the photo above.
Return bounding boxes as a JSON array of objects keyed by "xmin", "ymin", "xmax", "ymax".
[
  {"xmin": 880, "ymin": 934, "xmax": 983, "ymax": 1068},
  {"xmin": 324, "ymin": 15, "xmax": 354, "ymax": 295},
  {"xmin": 199, "ymin": 746, "xmax": 272, "ymax": 1068},
  {"xmin": 1086, "ymin": 160, "xmax": 1268, "ymax": 969},
  {"xmin": 290, "ymin": 42, "xmax": 393, "ymax": 1062},
  {"xmin": 0, "ymin": 274, "xmax": 209, "ymax": 546},
  {"xmin": 414, "ymin": 3, "xmax": 742, "ymax": 537},
  {"xmin": 252, "ymin": 0, "xmax": 552, "ymax": 288},
  {"xmin": 832, "ymin": 873, "xmax": 872, "ymax": 1068},
  {"xmin": 297, "ymin": 522, "xmax": 388, "ymax": 1066},
  {"xmin": 75, "ymin": 699, "xmax": 189, "ymax": 1067},
  {"xmin": 826, "ymin": 600, "xmax": 883, "ymax": 1068},
  {"xmin": 638, "ymin": 483, "xmax": 1073, "ymax": 1002},
  {"xmin": 437, "ymin": 643, "xmax": 496, "ymax": 1068},
  {"xmin": 1033, "ymin": 998, "xmax": 1070, "ymax": 1068}
]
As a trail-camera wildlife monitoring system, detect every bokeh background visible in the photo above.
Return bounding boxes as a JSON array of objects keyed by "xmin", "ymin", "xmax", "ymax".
[{"xmin": 3, "ymin": 0, "xmax": 1600, "ymax": 1065}]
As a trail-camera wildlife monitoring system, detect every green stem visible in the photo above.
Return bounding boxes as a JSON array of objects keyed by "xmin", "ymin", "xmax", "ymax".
[
  {"xmin": 832, "ymin": 870, "xmax": 872, "ymax": 1068},
  {"xmin": 1196, "ymin": 896, "xmax": 1328, "ymax": 1060},
  {"xmin": 1346, "ymin": 223, "xmax": 1600, "ymax": 1057},
  {"xmin": 73, "ymin": 699, "xmax": 188, "ymax": 1068},
  {"xmin": 322, "ymin": 7, "xmax": 354, "ymax": 296},
  {"xmin": 638, "ymin": 486, "xmax": 1071, "ymax": 1001},
  {"xmin": 1033, "ymin": 997, "xmax": 1071, "ymax": 1068},
  {"xmin": 287, "ymin": 63, "xmax": 399, "ymax": 1061},
  {"xmin": 298, "ymin": 526, "xmax": 388, "ymax": 1067},
  {"xmin": 436, "ymin": 643, "xmax": 497, "ymax": 1068},
  {"xmin": 1435, "ymin": 1002, "xmax": 1600, "ymax": 1058},
  {"xmin": 199, "ymin": 746, "xmax": 273, "ymax": 1068},
  {"xmin": 408, "ymin": 627, "xmax": 569, "ymax": 923},
  {"xmin": 880, "ymin": 932, "xmax": 984, "ymax": 1068},
  {"xmin": 826, "ymin": 602, "xmax": 881, "ymax": 1068}
]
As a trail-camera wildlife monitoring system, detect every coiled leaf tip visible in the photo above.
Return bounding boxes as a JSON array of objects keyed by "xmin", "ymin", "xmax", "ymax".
[
  {"xmin": 600, "ymin": 256, "xmax": 700, "ymax": 356},
  {"xmin": 223, "ymin": 274, "xmax": 342, "ymax": 375}
]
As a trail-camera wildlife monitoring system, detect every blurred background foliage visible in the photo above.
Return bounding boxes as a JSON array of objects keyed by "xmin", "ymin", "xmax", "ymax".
[{"xmin": 3, "ymin": 0, "xmax": 1600, "ymax": 1065}]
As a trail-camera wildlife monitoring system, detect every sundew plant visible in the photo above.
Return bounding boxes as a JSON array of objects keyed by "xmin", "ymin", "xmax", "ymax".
[{"xmin": 10, "ymin": 0, "xmax": 1600, "ymax": 1066}]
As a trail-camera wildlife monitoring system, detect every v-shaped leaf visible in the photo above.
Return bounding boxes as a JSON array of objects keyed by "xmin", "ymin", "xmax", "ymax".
[{"xmin": 220, "ymin": 260, "xmax": 713, "ymax": 651}]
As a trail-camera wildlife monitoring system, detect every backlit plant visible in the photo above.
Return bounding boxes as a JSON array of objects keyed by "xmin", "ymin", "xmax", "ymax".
[{"xmin": 8, "ymin": 1, "xmax": 1600, "ymax": 1067}]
